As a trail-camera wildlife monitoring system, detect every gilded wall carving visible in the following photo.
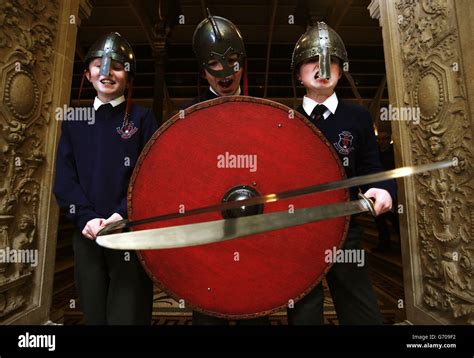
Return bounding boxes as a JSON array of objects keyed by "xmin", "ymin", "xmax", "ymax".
[
  {"xmin": 396, "ymin": 0, "xmax": 473, "ymax": 323},
  {"xmin": 0, "ymin": 0, "xmax": 59, "ymax": 319}
]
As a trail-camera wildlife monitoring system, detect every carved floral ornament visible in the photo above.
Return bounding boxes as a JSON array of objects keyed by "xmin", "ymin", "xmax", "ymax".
[{"xmin": 396, "ymin": 0, "xmax": 473, "ymax": 323}]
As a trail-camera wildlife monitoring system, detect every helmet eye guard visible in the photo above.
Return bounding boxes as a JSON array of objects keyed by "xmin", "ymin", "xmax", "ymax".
[{"xmin": 204, "ymin": 48, "xmax": 244, "ymax": 78}]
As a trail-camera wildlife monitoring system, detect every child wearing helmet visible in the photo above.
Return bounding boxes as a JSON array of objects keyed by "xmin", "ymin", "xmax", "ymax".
[
  {"xmin": 183, "ymin": 12, "xmax": 267, "ymax": 325},
  {"xmin": 288, "ymin": 22, "xmax": 396, "ymax": 325},
  {"xmin": 184, "ymin": 10, "xmax": 247, "ymax": 108},
  {"xmin": 53, "ymin": 32, "xmax": 157, "ymax": 324}
]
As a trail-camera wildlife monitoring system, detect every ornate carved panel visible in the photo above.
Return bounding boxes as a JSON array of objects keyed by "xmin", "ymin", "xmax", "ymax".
[
  {"xmin": 395, "ymin": 0, "xmax": 473, "ymax": 324},
  {"xmin": 0, "ymin": 0, "xmax": 89, "ymax": 325},
  {"xmin": 0, "ymin": 0, "xmax": 60, "ymax": 321}
]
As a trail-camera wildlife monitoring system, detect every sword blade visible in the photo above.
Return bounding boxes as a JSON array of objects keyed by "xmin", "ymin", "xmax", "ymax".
[
  {"xmin": 98, "ymin": 159, "xmax": 453, "ymax": 236},
  {"xmin": 96, "ymin": 196, "xmax": 374, "ymax": 250}
]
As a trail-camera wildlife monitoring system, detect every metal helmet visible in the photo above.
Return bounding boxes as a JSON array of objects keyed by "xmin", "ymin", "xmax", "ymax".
[
  {"xmin": 291, "ymin": 22, "xmax": 348, "ymax": 80},
  {"xmin": 84, "ymin": 32, "xmax": 136, "ymax": 77},
  {"xmin": 192, "ymin": 10, "xmax": 246, "ymax": 78}
]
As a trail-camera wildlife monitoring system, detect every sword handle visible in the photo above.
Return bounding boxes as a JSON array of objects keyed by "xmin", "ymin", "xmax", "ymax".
[
  {"xmin": 358, "ymin": 193, "xmax": 376, "ymax": 217},
  {"xmin": 97, "ymin": 219, "xmax": 128, "ymax": 236}
]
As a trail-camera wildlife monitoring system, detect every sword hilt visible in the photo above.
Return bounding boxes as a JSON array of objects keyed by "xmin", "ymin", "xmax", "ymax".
[{"xmin": 358, "ymin": 193, "xmax": 376, "ymax": 217}]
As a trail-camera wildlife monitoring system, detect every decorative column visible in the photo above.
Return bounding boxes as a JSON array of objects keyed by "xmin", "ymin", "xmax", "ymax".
[
  {"xmin": 369, "ymin": 0, "xmax": 473, "ymax": 324},
  {"xmin": 0, "ymin": 0, "xmax": 91, "ymax": 324}
]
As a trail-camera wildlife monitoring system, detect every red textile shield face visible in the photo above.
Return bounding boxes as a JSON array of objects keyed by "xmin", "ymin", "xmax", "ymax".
[{"xmin": 129, "ymin": 96, "xmax": 349, "ymax": 319}]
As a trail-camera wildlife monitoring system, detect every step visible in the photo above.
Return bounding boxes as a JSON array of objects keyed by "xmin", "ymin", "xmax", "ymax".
[
  {"xmin": 364, "ymin": 242, "xmax": 403, "ymax": 277},
  {"xmin": 53, "ymin": 256, "xmax": 74, "ymax": 276}
]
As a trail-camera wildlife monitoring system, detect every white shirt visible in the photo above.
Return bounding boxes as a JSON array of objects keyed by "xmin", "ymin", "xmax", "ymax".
[
  {"xmin": 209, "ymin": 86, "xmax": 241, "ymax": 97},
  {"xmin": 93, "ymin": 95, "xmax": 126, "ymax": 110},
  {"xmin": 302, "ymin": 92, "xmax": 338, "ymax": 120}
]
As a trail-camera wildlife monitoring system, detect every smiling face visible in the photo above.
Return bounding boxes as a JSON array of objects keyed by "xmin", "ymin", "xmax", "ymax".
[
  {"xmin": 203, "ymin": 53, "xmax": 243, "ymax": 96},
  {"xmin": 85, "ymin": 58, "xmax": 129, "ymax": 103},
  {"xmin": 298, "ymin": 56, "xmax": 342, "ymax": 100}
]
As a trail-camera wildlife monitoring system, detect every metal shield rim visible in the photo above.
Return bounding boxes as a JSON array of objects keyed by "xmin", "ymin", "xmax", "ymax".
[{"xmin": 128, "ymin": 95, "xmax": 351, "ymax": 319}]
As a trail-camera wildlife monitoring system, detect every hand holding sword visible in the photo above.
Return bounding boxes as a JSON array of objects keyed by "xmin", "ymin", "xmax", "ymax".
[{"xmin": 96, "ymin": 159, "xmax": 454, "ymax": 250}]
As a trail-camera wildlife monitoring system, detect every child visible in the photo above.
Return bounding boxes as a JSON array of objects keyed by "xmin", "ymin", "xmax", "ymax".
[
  {"xmin": 288, "ymin": 22, "xmax": 396, "ymax": 325},
  {"xmin": 184, "ymin": 11, "xmax": 246, "ymax": 108},
  {"xmin": 53, "ymin": 32, "xmax": 157, "ymax": 325},
  {"xmin": 185, "ymin": 13, "xmax": 267, "ymax": 325}
]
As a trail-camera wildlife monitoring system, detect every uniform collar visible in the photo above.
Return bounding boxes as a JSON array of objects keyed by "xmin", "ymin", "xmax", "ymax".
[
  {"xmin": 93, "ymin": 95, "xmax": 126, "ymax": 110},
  {"xmin": 302, "ymin": 92, "xmax": 339, "ymax": 119},
  {"xmin": 209, "ymin": 86, "xmax": 241, "ymax": 97}
]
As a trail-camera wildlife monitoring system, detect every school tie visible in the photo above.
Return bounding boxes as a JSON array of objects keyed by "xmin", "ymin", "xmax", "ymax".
[
  {"xmin": 97, "ymin": 103, "xmax": 113, "ymax": 112},
  {"xmin": 310, "ymin": 104, "xmax": 328, "ymax": 122}
]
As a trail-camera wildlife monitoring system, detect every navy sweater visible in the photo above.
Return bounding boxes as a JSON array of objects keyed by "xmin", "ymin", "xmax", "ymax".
[
  {"xmin": 297, "ymin": 100, "xmax": 396, "ymax": 201},
  {"xmin": 53, "ymin": 102, "xmax": 158, "ymax": 231},
  {"xmin": 182, "ymin": 88, "xmax": 218, "ymax": 109}
]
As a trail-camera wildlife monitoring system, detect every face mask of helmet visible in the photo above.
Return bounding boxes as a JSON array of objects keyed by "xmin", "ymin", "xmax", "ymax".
[
  {"xmin": 291, "ymin": 22, "xmax": 348, "ymax": 80},
  {"xmin": 193, "ymin": 10, "xmax": 246, "ymax": 78}
]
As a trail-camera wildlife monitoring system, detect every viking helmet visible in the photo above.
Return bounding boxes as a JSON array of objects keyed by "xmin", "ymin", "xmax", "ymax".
[
  {"xmin": 291, "ymin": 22, "xmax": 348, "ymax": 80},
  {"xmin": 192, "ymin": 10, "xmax": 246, "ymax": 78},
  {"xmin": 85, "ymin": 32, "xmax": 136, "ymax": 77}
]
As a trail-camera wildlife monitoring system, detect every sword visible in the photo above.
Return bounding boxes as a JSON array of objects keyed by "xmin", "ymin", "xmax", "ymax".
[
  {"xmin": 96, "ymin": 193, "xmax": 375, "ymax": 250},
  {"xmin": 98, "ymin": 159, "xmax": 453, "ymax": 235},
  {"xmin": 96, "ymin": 159, "xmax": 454, "ymax": 250}
]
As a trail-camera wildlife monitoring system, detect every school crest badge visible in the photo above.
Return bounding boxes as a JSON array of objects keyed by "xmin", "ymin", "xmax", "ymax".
[
  {"xmin": 117, "ymin": 120, "xmax": 138, "ymax": 139},
  {"xmin": 334, "ymin": 131, "xmax": 354, "ymax": 155}
]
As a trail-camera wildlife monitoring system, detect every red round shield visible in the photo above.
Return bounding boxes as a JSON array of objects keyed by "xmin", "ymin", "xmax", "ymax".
[{"xmin": 129, "ymin": 96, "xmax": 349, "ymax": 319}]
